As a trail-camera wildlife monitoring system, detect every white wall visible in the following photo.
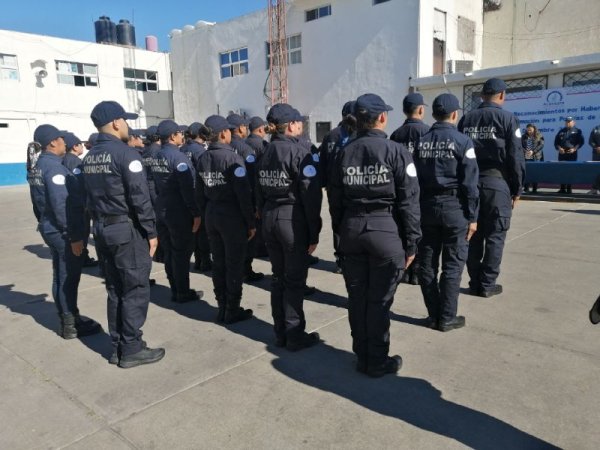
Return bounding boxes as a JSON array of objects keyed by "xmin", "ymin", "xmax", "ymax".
[{"xmin": 0, "ymin": 29, "xmax": 172, "ymax": 165}]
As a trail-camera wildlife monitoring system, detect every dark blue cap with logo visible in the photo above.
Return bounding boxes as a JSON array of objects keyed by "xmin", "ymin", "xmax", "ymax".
[
  {"xmin": 403, "ymin": 93, "xmax": 426, "ymax": 110},
  {"xmin": 565, "ymin": 116, "xmax": 574, "ymax": 122},
  {"xmin": 205, "ymin": 115, "xmax": 237, "ymax": 134},
  {"xmin": 188, "ymin": 122, "xmax": 203, "ymax": 135},
  {"xmin": 355, "ymin": 93, "xmax": 394, "ymax": 118},
  {"xmin": 342, "ymin": 101, "xmax": 356, "ymax": 117},
  {"xmin": 157, "ymin": 120, "xmax": 187, "ymax": 139},
  {"xmin": 63, "ymin": 132, "xmax": 82, "ymax": 150},
  {"xmin": 249, "ymin": 116, "xmax": 268, "ymax": 131},
  {"xmin": 227, "ymin": 114, "xmax": 249, "ymax": 127},
  {"xmin": 34, "ymin": 124, "xmax": 64, "ymax": 148},
  {"xmin": 482, "ymin": 78, "xmax": 507, "ymax": 95},
  {"xmin": 267, "ymin": 103, "xmax": 304, "ymax": 125},
  {"xmin": 432, "ymin": 93, "xmax": 461, "ymax": 115},
  {"xmin": 90, "ymin": 101, "xmax": 138, "ymax": 128}
]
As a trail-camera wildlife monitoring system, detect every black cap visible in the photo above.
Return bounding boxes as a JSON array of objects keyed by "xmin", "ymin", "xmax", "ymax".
[
  {"xmin": 227, "ymin": 114, "xmax": 249, "ymax": 127},
  {"xmin": 267, "ymin": 103, "xmax": 304, "ymax": 125},
  {"xmin": 33, "ymin": 125, "xmax": 64, "ymax": 148},
  {"xmin": 157, "ymin": 120, "xmax": 187, "ymax": 139},
  {"xmin": 129, "ymin": 129, "xmax": 145, "ymax": 137},
  {"xmin": 355, "ymin": 93, "xmax": 394, "ymax": 118},
  {"xmin": 188, "ymin": 122, "xmax": 203, "ymax": 135},
  {"xmin": 565, "ymin": 116, "xmax": 574, "ymax": 122},
  {"xmin": 87, "ymin": 133, "xmax": 99, "ymax": 147},
  {"xmin": 342, "ymin": 101, "xmax": 356, "ymax": 117},
  {"xmin": 90, "ymin": 101, "xmax": 138, "ymax": 128},
  {"xmin": 205, "ymin": 115, "xmax": 236, "ymax": 133},
  {"xmin": 432, "ymin": 93, "xmax": 461, "ymax": 115},
  {"xmin": 63, "ymin": 132, "xmax": 82, "ymax": 150},
  {"xmin": 146, "ymin": 125, "xmax": 158, "ymax": 137},
  {"xmin": 482, "ymin": 78, "xmax": 507, "ymax": 95},
  {"xmin": 403, "ymin": 93, "xmax": 426, "ymax": 110},
  {"xmin": 249, "ymin": 116, "xmax": 268, "ymax": 131}
]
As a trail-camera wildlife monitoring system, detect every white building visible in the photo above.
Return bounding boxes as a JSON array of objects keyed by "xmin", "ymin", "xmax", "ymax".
[
  {"xmin": 170, "ymin": 0, "xmax": 484, "ymax": 144},
  {"xmin": 0, "ymin": 29, "xmax": 173, "ymax": 186}
]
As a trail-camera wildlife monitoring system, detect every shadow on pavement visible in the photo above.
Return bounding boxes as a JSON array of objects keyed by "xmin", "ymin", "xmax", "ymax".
[
  {"xmin": 553, "ymin": 208, "xmax": 600, "ymax": 215},
  {"xmin": 23, "ymin": 244, "xmax": 52, "ymax": 260}
]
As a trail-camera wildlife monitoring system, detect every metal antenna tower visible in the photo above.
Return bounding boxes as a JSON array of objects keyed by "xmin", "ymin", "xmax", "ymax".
[{"xmin": 267, "ymin": 0, "xmax": 288, "ymax": 105}]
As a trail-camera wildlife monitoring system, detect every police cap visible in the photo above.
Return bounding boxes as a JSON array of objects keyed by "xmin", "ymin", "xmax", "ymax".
[
  {"xmin": 482, "ymin": 78, "xmax": 507, "ymax": 95},
  {"xmin": 565, "ymin": 116, "xmax": 574, "ymax": 122},
  {"xmin": 432, "ymin": 93, "xmax": 461, "ymax": 115},
  {"xmin": 267, "ymin": 103, "xmax": 304, "ymax": 125},
  {"xmin": 188, "ymin": 122, "xmax": 203, "ymax": 135},
  {"xmin": 146, "ymin": 125, "xmax": 158, "ymax": 137},
  {"xmin": 205, "ymin": 115, "xmax": 237, "ymax": 134},
  {"xmin": 355, "ymin": 93, "xmax": 393, "ymax": 119},
  {"xmin": 34, "ymin": 124, "xmax": 64, "ymax": 148},
  {"xmin": 63, "ymin": 132, "xmax": 83, "ymax": 150},
  {"xmin": 249, "ymin": 116, "xmax": 268, "ymax": 131},
  {"xmin": 91, "ymin": 101, "xmax": 138, "ymax": 128},
  {"xmin": 342, "ymin": 101, "xmax": 356, "ymax": 117},
  {"xmin": 129, "ymin": 129, "xmax": 145, "ymax": 138},
  {"xmin": 87, "ymin": 133, "xmax": 99, "ymax": 147},
  {"xmin": 403, "ymin": 93, "xmax": 426, "ymax": 110},
  {"xmin": 227, "ymin": 114, "xmax": 249, "ymax": 128},
  {"xmin": 157, "ymin": 120, "xmax": 187, "ymax": 139}
]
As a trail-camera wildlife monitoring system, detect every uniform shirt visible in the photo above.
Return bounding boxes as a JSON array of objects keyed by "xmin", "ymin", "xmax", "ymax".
[
  {"xmin": 554, "ymin": 126, "xmax": 584, "ymax": 150},
  {"xmin": 195, "ymin": 142, "xmax": 255, "ymax": 230},
  {"xmin": 141, "ymin": 142, "xmax": 160, "ymax": 205},
  {"xmin": 81, "ymin": 133, "xmax": 156, "ymax": 239},
  {"xmin": 328, "ymin": 129, "xmax": 421, "ymax": 256},
  {"xmin": 246, "ymin": 134, "xmax": 269, "ymax": 160},
  {"xmin": 62, "ymin": 152, "xmax": 83, "ymax": 172},
  {"xmin": 230, "ymin": 135, "xmax": 257, "ymax": 192},
  {"xmin": 589, "ymin": 125, "xmax": 600, "ymax": 161},
  {"xmin": 458, "ymin": 101, "xmax": 525, "ymax": 196},
  {"xmin": 151, "ymin": 143, "xmax": 200, "ymax": 217},
  {"xmin": 256, "ymin": 134, "xmax": 322, "ymax": 245},
  {"xmin": 318, "ymin": 125, "xmax": 354, "ymax": 188},
  {"xmin": 389, "ymin": 118, "xmax": 430, "ymax": 154},
  {"xmin": 413, "ymin": 122, "xmax": 479, "ymax": 221},
  {"xmin": 30, "ymin": 152, "xmax": 85, "ymax": 240},
  {"xmin": 180, "ymin": 139, "xmax": 206, "ymax": 170}
]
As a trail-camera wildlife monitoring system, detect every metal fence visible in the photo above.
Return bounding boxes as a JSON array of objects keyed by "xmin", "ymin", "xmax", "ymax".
[{"xmin": 463, "ymin": 76, "xmax": 548, "ymax": 112}]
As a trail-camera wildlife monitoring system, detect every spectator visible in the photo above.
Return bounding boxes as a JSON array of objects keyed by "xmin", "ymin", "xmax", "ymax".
[
  {"xmin": 521, "ymin": 123, "xmax": 544, "ymax": 193},
  {"xmin": 553, "ymin": 117, "xmax": 583, "ymax": 194},
  {"xmin": 586, "ymin": 123, "xmax": 600, "ymax": 195}
]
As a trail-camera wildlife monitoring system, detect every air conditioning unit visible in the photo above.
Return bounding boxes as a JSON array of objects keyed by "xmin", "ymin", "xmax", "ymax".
[{"xmin": 447, "ymin": 59, "xmax": 474, "ymax": 74}]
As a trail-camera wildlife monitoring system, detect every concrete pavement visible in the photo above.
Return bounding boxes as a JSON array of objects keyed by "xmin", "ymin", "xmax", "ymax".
[{"xmin": 1, "ymin": 185, "xmax": 599, "ymax": 449}]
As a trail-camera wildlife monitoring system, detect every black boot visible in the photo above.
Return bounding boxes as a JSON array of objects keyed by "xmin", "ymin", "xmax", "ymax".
[
  {"xmin": 224, "ymin": 295, "xmax": 253, "ymax": 324},
  {"xmin": 58, "ymin": 314, "xmax": 78, "ymax": 339},
  {"xmin": 215, "ymin": 295, "xmax": 226, "ymax": 323},
  {"xmin": 74, "ymin": 314, "xmax": 103, "ymax": 337}
]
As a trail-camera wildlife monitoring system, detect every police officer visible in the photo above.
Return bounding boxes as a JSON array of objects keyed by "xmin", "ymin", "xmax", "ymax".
[
  {"xmin": 413, "ymin": 94, "xmax": 479, "ymax": 331},
  {"xmin": 63, "ymin": 132, "xmax": 98, "ymax": 268},
  {"xmin": 127, "ymin": 129, "xmax": 145, "ymax": 150},
  {"xmin": 82, "ymin": 102, "xmax": 164, "ymax": 367},
  {"xmin": 329, "ymin": 94, "xmax": 421, "ymax": 377},
  {"xmin": 30, "ymin": 125, "xmax": 102, "ymax": 339},
  {"xmin": 458, "ymin": 78, "xmax": 525, "ymax": 298},
  {"xmin": 181, "ymin": 122, "xmax": 212, "ymax": 272},
  {"xmin": 587, "ymin": 124, "xmax": 600, "ymax": 195},
  {"xmin": 196, "ymin": 115, "xmax": 256, "ymax": 324},
  {"xmin": 151, "ymin": 119, "xmax": 202, "ymax": 303},
  {"xmin": 318, "ymin": 101, "xmax": 357, "ymax": 274},
  {"xmin": 256, "ymin": 103, "xmax": 322, "ymax": 351},
  {"xmin": 227, "ymin": 113, "xmax": 264, "ymax": 283},
  {"xmin": 554, "ymin": 116, "xmax": 584, "ymax": 194},
  {"xmin": 245, "ymin": 116, "xmax": 269, "ymax": 159}
]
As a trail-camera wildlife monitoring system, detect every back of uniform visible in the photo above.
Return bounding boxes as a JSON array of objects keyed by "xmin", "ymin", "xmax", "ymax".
[
  {"xmin": 390, "ymin": 118, "xmax": 430, "ymax": 154},
  {"xmin": 413, "ymin": 94, "xmax": 479, "ymax": 330},
  {"xmin": 329, "ymin": 94, "xmax": 421, "ymax": 377},
  {"xmin": 458, "ymin": 78, "xmax": 525, "ymax": 297}
]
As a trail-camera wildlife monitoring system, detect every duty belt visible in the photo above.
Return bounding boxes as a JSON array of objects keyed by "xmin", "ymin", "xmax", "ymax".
[
  {"xmin": 97, "ymin": 214, "xmax": 131, "ymax": 225},
  {"xmin": 480, "ymin": 168, "xmax": 504, "ymax": 178},
  {"xmin": 347, "ymin": 204, "xmax": 392, "ymax": 214},
  {"xmin": 423, "ymin": 188, "xmax": 458, "ymax": 197}
]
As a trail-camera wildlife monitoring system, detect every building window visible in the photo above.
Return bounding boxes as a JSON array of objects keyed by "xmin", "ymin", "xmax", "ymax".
[
  {"xmin": 463, "ymin": 76, "xmax": 548, "ymax": 113},
  {"xmin": 373, "ymin": 0, "xmax": 391, "ymax": 4},
  {"xmin": 220, "ymin": 47, "xmax": 249, "ymax": 79},
  {"xmin": 316, "ymin": 122, "xmax": 331, "ymax": 143},
  {"xmin": 55, "ymin": 61, "xmax": 98, "ymax": 87},
  {"xmin": 306, "ymin": 5, "xmax": 331, "ymax": 22},
  {"xmin": 124, "ymin": 68, "xmax": 158, "ymax": 91},
  {"xmin": 0, "ymin": 54, "xmax": 19, "ymax": 81},
  {"xmin": 266, "ymin": 34, "xmax": 302, "ymax": 69}
]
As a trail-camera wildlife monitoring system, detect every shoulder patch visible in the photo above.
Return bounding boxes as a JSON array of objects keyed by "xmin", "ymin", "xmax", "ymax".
[
  {"xmin": 465, "ymin": 148, "xmax": 476, "ymax": 159},
  {"xmin": 51, "ymin": 174, "xmax": 66, "ymax": 185},
  {"xmin": 129, "ymin": 160, "xmax": 143, "ymax": 173},
  {"xmin": 312, "ymin": 153, "xmax": 320, "ymax": 163},
  {"xmin": 245, "ymin": 154, "xmax": 256, "ymax": 163},
  {"xmin": 72, "ymin": 168, "xmax": 81, "ymax": 175},
  {"xmin": 515, "ymin": 128, "xmax": 522, "ymax": 138},
  {"xmin": 303, "ymin": 165, "xmax": 317, "ymax": 178},
  {"xmin": 406, "ymin": 163, "xmax": 417, "ymax": 178},
  {"xmin": 176, "ymin": 162, "xmax": 189, "ymax": 172},
  {"xmin": 234, "ymin": 166, "xmax": 247, "ymax": 178}
]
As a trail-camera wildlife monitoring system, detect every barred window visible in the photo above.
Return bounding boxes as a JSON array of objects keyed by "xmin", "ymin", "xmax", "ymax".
[
  {"xmin": 463, "ymin": 76, "xmax": 548, "ymax": 112},
  {"xmin": 563, "ymin": 69, "xmax": 600, "ymax": 93}
]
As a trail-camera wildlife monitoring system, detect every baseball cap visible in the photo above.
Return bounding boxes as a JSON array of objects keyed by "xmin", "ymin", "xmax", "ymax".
[
  {"xmin": 227, "ymin": 114, "xmax": 249, "ymax": 127},
  {"xmin": 342, "ymin": 101, "xmax": 356, "ymax": 117},
  {"xmin": 157, "ymin": 120, "xmax": 187, "ymax": 139},
  {"xmin": 432, "ymin": 93, "xmax": 461, "ymax": 115},
  {"xmin": 403, "ymin": 93, "xmax": 426, "ymax": 110},
  {"xmin": 482, "ymin": 78, "xmax": 507, "ymax": 95},
  {"xmin": 34, "ymin": 125, "xmax": 64, "ymax": 148},
  {"xmin": 63, "ymin": 132, "xmax": 83, "ymax": 150},
  {"xmin": 267, "ymin": 103, "xmax": 304, "ymax": 125},
  {"xmin": 205, "ymin": 115, "xmax": 237, "ymax": 134},
  {"xmin": 249, "ymin": 116, "xmax": 268, "ymax": 131},
  {"xmin": 90, "ymin": 101, "xmax": 138, "ymax": 128},
  {"xmin": 355, "ymin": 93, "xmax": 394, "ymax": 118}
]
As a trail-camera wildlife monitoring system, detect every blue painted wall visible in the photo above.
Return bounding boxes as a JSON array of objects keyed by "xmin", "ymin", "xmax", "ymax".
[{"xmin": 0, "ymin": 163, "xmax": 26, "ymax": 186}]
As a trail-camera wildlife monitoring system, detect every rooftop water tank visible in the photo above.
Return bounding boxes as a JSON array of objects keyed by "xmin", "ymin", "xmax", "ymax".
[
  {"xmin": 117, "ymin": 19, "xmax": 136, "ymax": 47},
  {"xmin": 95, "ymin": 16, "xmax": 117, "ymax": 44},
  {"xmin": 145, "ymin": 35, "xmax": 158, "ymax": 52}
]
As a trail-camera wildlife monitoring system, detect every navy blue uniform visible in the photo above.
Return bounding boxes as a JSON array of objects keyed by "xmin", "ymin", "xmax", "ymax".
[
  {"xmin": 142, "ymin": 142, "xmax": 160, "ymax": 205},
  {"xmin": 245, "ymin": 133, "xmax": 269, "ymax": 257},
  {"xmin": 81, "ymin": 133, "xmax": 156, "ymax": 356},
  {"xmin": 29, "ymin": 152, "xmax": 85, "ymax": 317},
  {"xmin": 196, "ymin": 142, "xmax": 255, "ymax": 320},
  {"xmin": 256, "ymin": 134, "xmax": 322, "ymax": 344},
  {"xmin": 329, "ymin": 129, "xmax": 421, "ymax": 370},
  {"xmin": 390, "ymin": 118, "xmax": 430, "ymax": 154},
  {"xmin": 589, "ymin": 125, "xmax": 600, "ymax": 161},
  {"xmin": 180, "ymin": 139, "xmax": 206, "ymax": 169},
  {"xmin": 246, "ymin": 134, "xmax": 269, "ymax": 160},
  {"xmin": 151, "ymin": 143, "xmax": 200, "ymax": 299},
  {"xmin": 458, "ymin": 101, "xmax": 525, "ymax": 293},
  {"xmin": 554, "ymin": 126, "xmax": 584, "ymax": 162},
  {"xmin": 413, "ymin": 122, "xmax": 479, "ymax": 324}
]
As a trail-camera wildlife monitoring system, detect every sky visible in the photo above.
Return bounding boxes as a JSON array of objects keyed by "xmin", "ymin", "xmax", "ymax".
[{"xmin": 0, "ymin": 0, "xmax": 268, "ymax": 52}]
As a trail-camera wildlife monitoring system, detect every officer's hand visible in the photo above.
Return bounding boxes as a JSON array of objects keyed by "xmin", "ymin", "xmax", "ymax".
[
  {"xmin": 405, "ymin": 254, "xmax": 416, "ymax": 269},
  {"xmin": 466, "ymin": 223, "xmax": 478, "ymax": 241},
  {"xmin": 255, "ymin": 211, "xmax": 261, "ymax": 220},
  {"xmin": 512, "ymin": 195, "xmax": 520, "ymax": 209},
  {"xmin": 247, "ymin": 228, "xmax": 256, "ymax": 241},
  {"xmin": 192, "ymin": 216, "xmax": 201, "ymax": 233},
  {"xmin": 148, "ymin": 238, "xmax": 158, "ymax": 257},
  {"xmin": 559, "ymin": 148, "xmax": 565, "ymax": 154},
  {"xmin": 308, "ymin": 244, "xmax": 318, "ymax": 255},
  {"xmin": 70, "ymin": 240, "xmax": 84, "ymax": 257}
]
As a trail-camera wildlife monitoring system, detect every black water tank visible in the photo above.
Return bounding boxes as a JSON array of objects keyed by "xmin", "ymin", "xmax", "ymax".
[
  {"xmin": 95, "ymin": 16, "xmax": 117, "ymax": 44},
  {"xmin": 117, "ymin": 20, "xmax": 136, "ymax": 47}
]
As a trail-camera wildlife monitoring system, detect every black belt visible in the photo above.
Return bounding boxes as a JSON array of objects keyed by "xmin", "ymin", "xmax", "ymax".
[
  {"xmin": 423, "ymin": 188, "xmax": 458, "ymax": 197},
  {"xmin": 480, "ymin": 168, "xmax": 504, "ymax": 178},
  {"xmin": 347, "ymin": 204, "xmax": 392, "ymax": 214},
  {"xmin": 97, "ymin": 214, "xmax": 131, "ymax": 225}
]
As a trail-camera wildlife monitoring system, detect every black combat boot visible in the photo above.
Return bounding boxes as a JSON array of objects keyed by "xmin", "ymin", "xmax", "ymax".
[
  {"xmin": 224, "ymin": 295, "xmax": 253, "ymax": 324},
  {"xmin": 58, "ymin": 314, "xmax": 78, "ymax": 339},
  {"xmin": 74, "ymin": 314, "xmax": 103, "ymax": 337}
]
